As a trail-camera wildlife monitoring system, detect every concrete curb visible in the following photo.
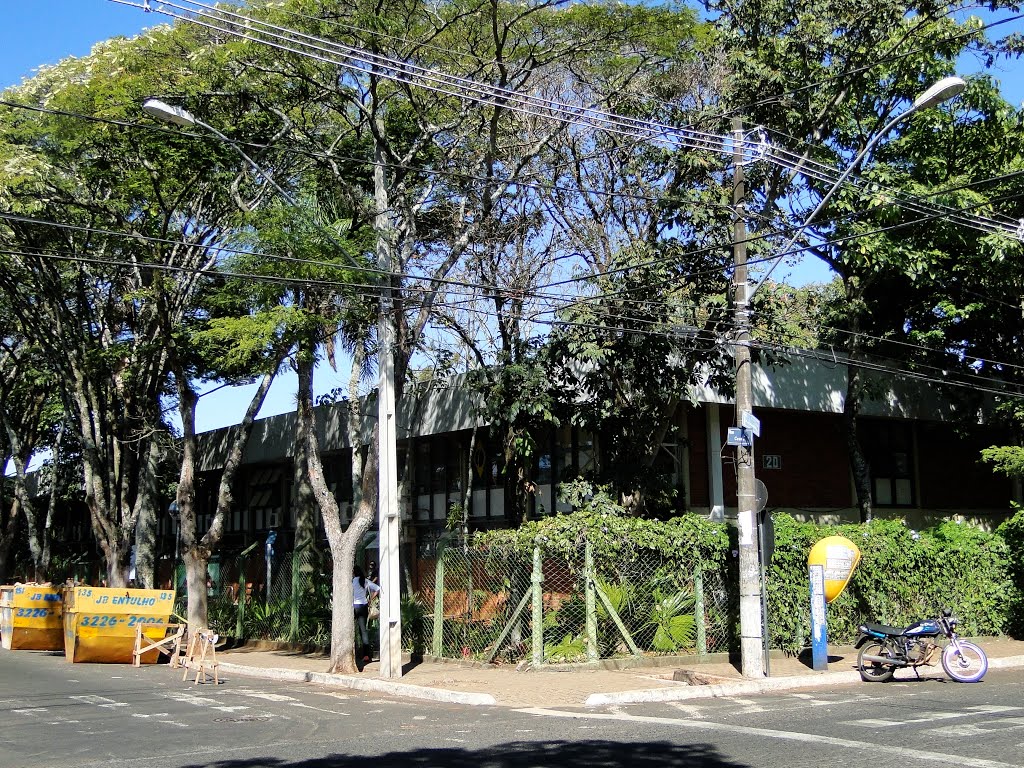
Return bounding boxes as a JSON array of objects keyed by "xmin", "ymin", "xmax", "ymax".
[
  {"xmin": 585, "ymin": 654, "xmax": 1024, "ymax": 708},
  {"xmin": 585, "ymin": 670, "xmax": 865, "ymax": 706},
  {"xmin": 216, "ymin": 661, "xmax": 497, "ymax": 706}
]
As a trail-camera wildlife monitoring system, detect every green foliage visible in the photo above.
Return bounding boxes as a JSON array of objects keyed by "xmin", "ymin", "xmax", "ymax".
[
  {"xmin": 981, "ymin": 446, "xmax": 1024, "ymax": 480},
  {"xmin": 544, "ymin": 633, "xmax": 587, "ymax": 663},
  {"xmin": 400, "ymin": 592, "xmax": 429, "ymax": 653},
  {"xmin": 997, "ymin": 508, "xmax": 1024, "ymax": 634},
  {"xmin": 767, "ymin": 513, "xmax": 1021, "ymax": 654},
  {"xmin": 646, "ymin": 585, "xmax": 697, "ymax": 652},
  {"xmin": 474, "ymin": 481, "xmax": 729, "ymax": 569}
]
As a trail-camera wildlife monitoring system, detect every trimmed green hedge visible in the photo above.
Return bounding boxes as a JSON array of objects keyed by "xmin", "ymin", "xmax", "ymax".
[
  {"xmin": 767, "ymin": 512, "xmax": 1023, "ymax": 654},
  {"xmin": 474, "ymin": 485, "xmax": 1024, "ymax": 656}
]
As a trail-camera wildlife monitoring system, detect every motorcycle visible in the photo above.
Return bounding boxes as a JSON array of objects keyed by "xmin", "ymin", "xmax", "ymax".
[{"xmin": 854, "ymin": 608, "xmax": 988, "ymax": 683}]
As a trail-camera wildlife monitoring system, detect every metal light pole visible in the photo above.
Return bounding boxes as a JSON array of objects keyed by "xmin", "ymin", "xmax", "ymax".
[
  {"xmin": 750, "ymin": 77, "xmax": 967, "ymax": 296},
  {"xmin": 143, "ymin": 97, "xmax": 403, "ymax": 677},
  {"xmin": 731, "ymin": 77, "xmax": 966, "ymax": 679}
]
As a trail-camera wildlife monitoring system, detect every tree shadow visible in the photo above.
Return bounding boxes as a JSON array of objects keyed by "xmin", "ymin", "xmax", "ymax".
[{"xmin": 179, "ymin": 739, "xmax": 748, "ymax": 768}]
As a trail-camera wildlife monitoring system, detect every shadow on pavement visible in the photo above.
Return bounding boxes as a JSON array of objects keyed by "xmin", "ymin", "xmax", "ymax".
[{"xmin": 180, "ymin": 739, "xmax": 749, "ymax": 768}]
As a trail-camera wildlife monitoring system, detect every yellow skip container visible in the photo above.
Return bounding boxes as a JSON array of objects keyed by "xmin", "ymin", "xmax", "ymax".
[
  {"xmin": 0, "ymin": 584, "xmax": 64, "ymax": 651},
  {"xmin": 63, "ymin": 586, "xmax": 175, "ymax": 663}
]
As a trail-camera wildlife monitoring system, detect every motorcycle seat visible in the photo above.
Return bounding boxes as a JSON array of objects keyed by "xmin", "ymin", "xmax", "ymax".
[{"xmin": 862, "ymin": 621, "xmax": 905, "ymax": 636}]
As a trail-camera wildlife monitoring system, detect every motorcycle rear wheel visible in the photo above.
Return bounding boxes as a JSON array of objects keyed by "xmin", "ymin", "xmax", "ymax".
[
  {"xmin": 941, "ymin": 641, "xmax": 988, "ymax": 683},
  {"xmin": 858, "ymin": 641, "xmax": 897, "ymax": 682}
]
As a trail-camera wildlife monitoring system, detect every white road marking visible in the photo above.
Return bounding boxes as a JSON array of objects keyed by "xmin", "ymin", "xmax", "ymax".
[
  {"xmin": 287, "ymin": 702, "xmax": 350, "ymax": 716},
  {"xmin": 514, "ymin": 707, "xmax": 1023, "ymax": 768},
  {"xmin": 311, "ymin": 691, "xmax": 351, "ymax": 701},
  {"xmin": 235, "ymin": 691, "xmax": 295, "ymax": 702},
  {"xmin": 156, "ymin": 720, "xmax": 189, "ymax": 728},
  {"xmin": 930, "ymin": 718, "xmax": 1024, "ymax": 737},
  {"xmin": 131, "ymin": 713, "xmax": 170, "ymax": 718},
  {"xmin": 666, "ymin": 702, "xmax": 706, "ymax": 719},
  {"xmin": 806, "ymin": 696, "xmax": 872, "ymax": 706},
  {"xmin": 13, "ymin": 708, "xmax": 48, "ymax": 716},
  {"xmin": 851, "ymin": 706, "xmax": 1022, "ymax": 728},
  {"xmin": 71, "ymin": 695, "xmax": 128, "ymax": 708},
  {"xmin": 164, "ymin": 692, "xmax": 218, "ymax": 707}
]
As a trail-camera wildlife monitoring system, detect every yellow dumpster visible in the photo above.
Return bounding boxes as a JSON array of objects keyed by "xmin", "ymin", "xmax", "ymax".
[
  {"xmin": 0, "ymin": 584, "xmax": 64, "ymax": 651},
  {"xmin": 63, "ymin": 586, "xmax": 176, "ymax": 663}
]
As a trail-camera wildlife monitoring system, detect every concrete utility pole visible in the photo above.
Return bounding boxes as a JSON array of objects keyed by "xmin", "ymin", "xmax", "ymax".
[
  {"xmin": 732, "ymin": 117, "xmax": 764, "ymax": 679},
  {"xmin": 375, "ymin": 141, "xmax": 403, "ymax": 680}
]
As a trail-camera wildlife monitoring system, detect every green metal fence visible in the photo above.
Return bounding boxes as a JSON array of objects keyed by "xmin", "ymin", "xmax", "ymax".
[
  {"xmin": 416, "ymin": 541, "xmax": 732, "ymax": 664},
  {"xmin": 202, "ymin": 545, "xmax": 333, "ymax": 647},
  {"xmin": 182, "ymin": 538, "xmax": 732, "ymax": 665}
]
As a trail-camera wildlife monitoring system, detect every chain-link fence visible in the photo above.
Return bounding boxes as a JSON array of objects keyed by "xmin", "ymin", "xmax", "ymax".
[
  {"xmin": 203, "ymin": 545, "xmax": 333, "ymax": 646},
  {"xmin": 172, "ymin": 538, "xmax": 733, "ymax": 665},
  {"xmin": 415, "ymin": 541, "xmax": 732, "ymax": 664}
]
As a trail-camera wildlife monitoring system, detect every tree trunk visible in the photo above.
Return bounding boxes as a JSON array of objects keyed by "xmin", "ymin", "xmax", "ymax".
[
  {"xmin": 3, "ymin": 427, "xmax": 45, "ymax": 580},
  {"xmin": 133, "ymin": 439, "xmax": 162, "ymax": 588},
  {"xmin": 103, "ymin": 536, "xmax": 133, "ymax": 588},
  {"xmin": 0, "ymin": 497, "xmax": 19, "ymax": 584},
  {"xmin": 183, "ymin": 545, "xmax": 210, "ymax": 630},
  {"xmin": 296, "ymin": 340, "xmax": 377, "ymax": 674},
  {"xmin": 844, "ymin": 365, "xmax": 873, "ymax": 523}
]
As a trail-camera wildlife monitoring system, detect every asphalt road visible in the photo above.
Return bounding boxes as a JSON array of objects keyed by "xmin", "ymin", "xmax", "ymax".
[{"xmin": 2, "ymin": 649, "xmax": 1023, "ymax": 768}]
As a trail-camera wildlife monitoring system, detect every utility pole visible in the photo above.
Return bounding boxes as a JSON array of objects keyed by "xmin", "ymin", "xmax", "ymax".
[
  {"xmin": 732, "ymin": 117, "xmax": 765, "ymax": 678},
  {"xmin": 376, "ymin": 141, "xmax": 403, "ymax": 680}
]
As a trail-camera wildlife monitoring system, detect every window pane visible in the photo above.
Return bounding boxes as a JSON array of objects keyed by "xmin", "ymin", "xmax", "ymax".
[{"xmin": 874, "ymin": 478, "xmax": 892, "ymax": 506}]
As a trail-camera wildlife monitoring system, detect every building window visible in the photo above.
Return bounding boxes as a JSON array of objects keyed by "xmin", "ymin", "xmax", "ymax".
[{"xmin": 862, "ymin": 421, "xmax": 915, "ymax": 507}]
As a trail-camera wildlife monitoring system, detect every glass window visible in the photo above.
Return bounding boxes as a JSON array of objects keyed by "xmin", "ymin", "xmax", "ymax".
[{"xmin": 862, "ymin": 421, "xmax": 915, "ymax": 507}]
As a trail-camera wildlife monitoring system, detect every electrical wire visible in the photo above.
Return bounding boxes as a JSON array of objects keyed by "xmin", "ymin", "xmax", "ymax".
[{"xmin": 113, "ymin": 0, "xmax": 1021, "ymax": 242}]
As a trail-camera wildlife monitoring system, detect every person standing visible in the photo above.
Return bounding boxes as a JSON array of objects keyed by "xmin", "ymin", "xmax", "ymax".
[{"xmin": 352, "ymin": 565, "xmax": 380, "ymax": 663}]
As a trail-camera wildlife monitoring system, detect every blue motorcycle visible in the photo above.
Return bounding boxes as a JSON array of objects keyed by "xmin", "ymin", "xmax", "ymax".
[{"xmin": 854, "ymin": 608, "xmax": 988, "ymax": 683}]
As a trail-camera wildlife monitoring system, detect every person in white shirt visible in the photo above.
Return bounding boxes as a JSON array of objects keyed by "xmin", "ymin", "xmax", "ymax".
[{"xmin": 352, "ymin": 565, "xmax": 380, "ymax": 663}]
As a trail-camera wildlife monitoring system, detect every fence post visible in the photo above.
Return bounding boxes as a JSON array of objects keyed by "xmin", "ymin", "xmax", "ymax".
[
  {"xmin": 694, "ymin": 566, "xmax": 707, "ymax": 656},
  {"xmin": 432, "ymin": 541, "xmax": 447, "ymax": 657},
  {"xmin": 289, "ymin": 544, "xmax": 308, "ymax": 642},
  {"xmin": 235, "ymin": 541, "xmax": 259, "ymax": 640},
  {"xmin": 235, "ymin": 553, "xmax": 247, "ymax": 640},
  {"xmin": 531, "ymin": 545, "xmax": 544, "ymax": 666},
  {"xmin": 585, "ymin": 541, "xmax": 598, "ymax": 661}
]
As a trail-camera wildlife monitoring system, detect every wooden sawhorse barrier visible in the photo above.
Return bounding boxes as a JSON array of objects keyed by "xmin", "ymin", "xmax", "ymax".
[
  {"xmin": 181, "ymin": 628, "xmax": 220, "ymax": 685},
  {"xmin": 132, "ymin": 623, "xmax": 186, "ymax": 668}
]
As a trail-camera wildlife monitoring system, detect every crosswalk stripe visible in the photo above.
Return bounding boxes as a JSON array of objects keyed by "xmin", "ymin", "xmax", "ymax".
[{"xmin": 851, "ymin": 706, "xmax": 1022, "ymax": 728}]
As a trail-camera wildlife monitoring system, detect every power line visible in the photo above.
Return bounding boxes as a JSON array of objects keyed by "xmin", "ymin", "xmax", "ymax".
[{"xmin": 113, "ymin": 0, "xmax": 1020, "ymax": 243}]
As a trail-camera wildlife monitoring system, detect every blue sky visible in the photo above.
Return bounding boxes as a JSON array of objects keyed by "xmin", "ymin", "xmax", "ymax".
[{"xmin": 0, "ymin": 2, "xmax": 160, "ymax": 88}]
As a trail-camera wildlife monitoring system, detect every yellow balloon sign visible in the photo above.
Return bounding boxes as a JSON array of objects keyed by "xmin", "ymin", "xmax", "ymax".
[{"xmin": 808, "ymin": 536, "xmax": 861, "ymax": 603}]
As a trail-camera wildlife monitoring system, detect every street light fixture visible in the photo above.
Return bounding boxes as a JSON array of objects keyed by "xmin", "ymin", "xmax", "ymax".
[
  {"xmin": 142, "ymin": 98, "xmax": 300, "ymax": 207},
  {"xmin": 143, "ymin": 97, "xmax": 404, "ymax": 679},
  {"xmin": 733, "ymin": 76, "xmax": 966, "ymax": 680},
  {"xmin": 750, "ymin": 76, "xmax": 967, "ymax": 296}
]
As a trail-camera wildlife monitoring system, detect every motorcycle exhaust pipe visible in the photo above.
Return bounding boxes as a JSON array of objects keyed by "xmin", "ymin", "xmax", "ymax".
[{"xmin": 861, "ymin": 654, "xmax": 908, "ymax": 667}]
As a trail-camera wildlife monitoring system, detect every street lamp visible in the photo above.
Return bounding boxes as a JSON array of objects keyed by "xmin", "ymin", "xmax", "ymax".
[
  {"xmin": 143, "ymin": 98, "xmax": 404, "ymax": 679},
  {"xmin": 732, "ymin": 76, "xmax": 966, "ymax": 679},
  {"xmin": 751, "ymin": 76, "xmax": 967, "ymax": 295},
  {"xmin": 142, "ymin": 98, "xmax": 300, "ymax": 207}
]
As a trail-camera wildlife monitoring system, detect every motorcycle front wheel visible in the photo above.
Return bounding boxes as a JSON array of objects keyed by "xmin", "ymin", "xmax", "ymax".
[
  {"xmin": 941, "ymin": 641, "xmax": 988, "ymax": 683},
  {"xmin": 858, "ymin": 640, "xmax": 897, "ymax": 682}
]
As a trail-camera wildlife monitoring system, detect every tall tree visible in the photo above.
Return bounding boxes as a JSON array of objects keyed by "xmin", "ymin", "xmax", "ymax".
[
  {"xmin": 705, "ymin": 0, "xmax": 1024, "ymax": 520},
  {"xmin": 0, "ymin": 25, "xmax": 263, "ymax": 584}
]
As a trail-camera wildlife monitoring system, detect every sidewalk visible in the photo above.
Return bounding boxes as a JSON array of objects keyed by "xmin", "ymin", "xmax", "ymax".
[{"xmin": 214, "ymin": 637, "xmax": 1024, "ymax": 709}]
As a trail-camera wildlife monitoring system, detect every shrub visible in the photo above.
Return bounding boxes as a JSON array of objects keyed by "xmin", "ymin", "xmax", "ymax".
[{"xmin": 768, "ymin": 512, "xmax": 1018, "ymax": 654}]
